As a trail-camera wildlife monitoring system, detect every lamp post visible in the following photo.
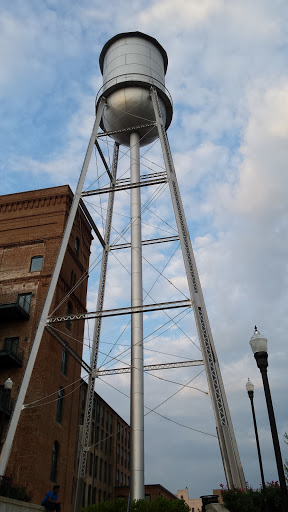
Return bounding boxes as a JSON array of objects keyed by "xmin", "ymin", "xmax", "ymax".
[
  {"xmin": 246, "ymin": 378, "xmax": 266, "ymax": 491},
  {"xmin": 249, "ymin": 327, "xmax": 288, "ymax": 511},
  {"xmin": 0, "ymin": 378, "xmax": 13, "ymax": 449}
]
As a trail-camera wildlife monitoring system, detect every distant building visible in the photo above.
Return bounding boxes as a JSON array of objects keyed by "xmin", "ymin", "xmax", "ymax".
[
  {"xmin": 0, "ymin": 186, "xmax": 93, "ymax": 510},
  {"xmin": 212, "ymin": 489, "xmax": 223, "ymax": 504},
  {"xmin": 176, "ymin": 488, "xmax": 202, "ymax": 512},
  {"xmin": 115, "ymin": 483, "xmax": 178, "ymax": 503},
  {"xmin": 78, "ymin": 379, "xmax": 131, "ymax": 507}
]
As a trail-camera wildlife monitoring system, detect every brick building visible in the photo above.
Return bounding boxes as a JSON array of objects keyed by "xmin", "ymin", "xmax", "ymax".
[
  {"xmin": 176, "ymin": 488, "xmax": 202, "ymax": 512},
  {"xmin": 78, "ymin": 380, "xmax": 131, "ymax": 508},
  {"xmin": 0, "ymin": 186, "xmax": 93, "ymax": 510},
  {"xmin": 114, "ymin": 484, "xmax": 178, "ymax": 503}
]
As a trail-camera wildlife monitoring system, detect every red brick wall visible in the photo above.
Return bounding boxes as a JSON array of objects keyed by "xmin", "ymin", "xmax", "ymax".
[{"xmin": 0, "ymin": 186, "xmax": 92, "ymax": 511}]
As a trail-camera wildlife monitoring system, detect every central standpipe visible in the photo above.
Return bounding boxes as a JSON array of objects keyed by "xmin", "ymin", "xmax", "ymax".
[{"xmin": 130, "ymin": 132, "xmax": 145, "ymax": 500}]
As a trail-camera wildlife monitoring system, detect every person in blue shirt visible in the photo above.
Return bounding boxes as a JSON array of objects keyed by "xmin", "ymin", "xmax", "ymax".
[{"xmin": 41, "ymin": 485, "xmax": 61, "ymax": 511}]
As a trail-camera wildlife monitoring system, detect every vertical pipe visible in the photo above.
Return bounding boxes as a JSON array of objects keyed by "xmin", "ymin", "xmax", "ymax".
[{"xmin": 130, "ymin": 132, "xmax": 144, "ymax": 501}]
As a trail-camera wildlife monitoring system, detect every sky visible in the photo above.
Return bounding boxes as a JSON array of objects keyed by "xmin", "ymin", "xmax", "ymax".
[{"xmin": 1, "ymin": 0, "xmax": 288, "ymax": 500}]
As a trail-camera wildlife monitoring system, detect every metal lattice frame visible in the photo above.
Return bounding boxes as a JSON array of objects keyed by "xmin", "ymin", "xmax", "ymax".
[
  {"xmin": 74, "ymin": 142, "xmax": 119, "ymax": 511},
  {"xmin": 0, "ymin": 98, "xmax": 106, "ymax": 478},
  {"xmin": 150, "ymin": 86, "xmax": 245, "ymax": 488}
]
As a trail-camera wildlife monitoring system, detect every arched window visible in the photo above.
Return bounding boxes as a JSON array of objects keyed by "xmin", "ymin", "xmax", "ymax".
[
  {"xmin": 56, "ymin": 388, "xmax": 64, "ymax": 423},
  {"xmin": 50, "ymin": 441, "xmax": 59, "ymax": 482},
  {"xmin": 66, "ymin": 301, "xmax": 72, "ymax": 331},
  {"xmin": 61, "ymin": 348, "xmax": 68, "ymax": 375},
  {"xmin": 75, "ymin": 237, "xmax": 80, "ymax": 257}
]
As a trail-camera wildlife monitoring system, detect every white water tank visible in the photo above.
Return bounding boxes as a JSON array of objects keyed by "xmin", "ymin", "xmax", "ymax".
[{"xmin": 97, "ymin": 32, "xmax": 173, "ymax": 147}]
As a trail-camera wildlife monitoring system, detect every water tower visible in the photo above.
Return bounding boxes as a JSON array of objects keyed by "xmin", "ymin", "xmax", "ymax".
[{"xmin": 0, "ymin": 32, "xmax": 245, "ymax": 510}]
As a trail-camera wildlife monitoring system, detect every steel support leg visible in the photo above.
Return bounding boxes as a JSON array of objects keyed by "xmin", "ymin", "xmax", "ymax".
[
  {"xmin": 74, "ymin": 142, "xmax": 119, "ymax": 512},
  {"xmin": 150, "ymin": 87, "xmax": 245, "ymax": 489},
  {"xmin": 0, "ymin": 98, "xmax": 106, "ymax": 476},
  {"xmin": 130, "ymin": 132, "xmax": 145, "ymax": 501}
]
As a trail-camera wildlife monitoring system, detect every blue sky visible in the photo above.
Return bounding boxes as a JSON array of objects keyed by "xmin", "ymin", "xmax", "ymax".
[{"xmin": 1, "ymin": 0, "xmax": 288, "ymax": 500}]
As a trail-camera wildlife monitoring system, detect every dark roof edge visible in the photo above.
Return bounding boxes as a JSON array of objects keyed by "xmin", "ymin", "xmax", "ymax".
[{"xmin": 99, "ymin": 31, "xmax": 168, "ymax": 74}]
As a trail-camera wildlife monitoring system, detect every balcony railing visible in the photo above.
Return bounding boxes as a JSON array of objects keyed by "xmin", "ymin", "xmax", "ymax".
[
  {"xmin": 0, "ymin": 292, "xmax": 32, "ymax": 321},
  {"xmin": 0, "ymin": 390, "xmax": 14, "ymax": 417},
  {"xmin": 0, "ymin": 338, "xmax": 23, "ymax": 368}
]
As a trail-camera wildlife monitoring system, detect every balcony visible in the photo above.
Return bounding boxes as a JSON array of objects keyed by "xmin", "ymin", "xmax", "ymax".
[
  {"xmin": 0, "ymin": 389, "xmax": 14, "ymax": 418},
  {"xmin": 0, "ymin": 338, "xmax": 23, "ymax": 368},
  {"xmin": 0, "ymin": 292, "xmax": 32, "ymax": 321}
]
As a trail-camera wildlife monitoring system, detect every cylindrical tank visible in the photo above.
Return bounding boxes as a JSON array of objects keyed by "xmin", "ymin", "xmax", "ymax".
[{"xmin": 96, "ymin": 31, "xmax": 173, "ymax": 147}]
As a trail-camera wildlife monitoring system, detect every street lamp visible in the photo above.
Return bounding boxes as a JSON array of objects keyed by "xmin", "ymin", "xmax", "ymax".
[
  {"xmin": 0, "ymin": 378, "xmax": 13, "ymax": 449},
  {"xmin": 246, "ymin": 378, "xmax": 266, "ymax": 491},
  {"xmin": 249, "ymin": 327, "xmax": 288, "ymax": 511}
]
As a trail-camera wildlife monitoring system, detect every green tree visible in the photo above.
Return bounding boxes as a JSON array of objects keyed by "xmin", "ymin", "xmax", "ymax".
[{"xmin": 82, "ymin": 498, "xmax": 189, "ymax": 512}]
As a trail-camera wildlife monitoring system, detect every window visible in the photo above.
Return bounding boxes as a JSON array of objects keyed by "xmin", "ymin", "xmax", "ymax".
[
  {"xmin": 121, "ymin": 427, "xmax": 123, "ymax": 444},
  {"xmin": 98, "ymin": 490, "xmax": 101, "ymax": 503},
  {"xmin": 96, "ymin": 401, "xmax": 100, "ymax": 421},
  {"xmin": 91, "ymin": 422, "xmax": 94, "ymax": 444},
  {"xmin": 128, "ymin": 431, "xmax": 130, "ymax": 448},
  {"xmin": 101, "ymin": 430, "xmax": 104, "ymax": 451},
  {"xmin": 104, "ymin": 462, "xmax": 107, "ymax": 483},
  {"xmin": 103, "ymin": 492, "xmax": 106, "ymax": 502},
  {"xmin": 30, "ymin": 255, "xmax": 43, "ymax": 272},
  {"xmin": 120, "ymin": 472, "xmax": 123, "ymax": 487},
  {"xmin": 121, "ymin": 447, "xmax": 123, "ymax": 466},
  {"xmin": 117, "ymin": 421, "xmax": 120, "ymax": 440},
  {"xmin": 70, "ymin": 270, "xmax": 76, "ymax": 288},
  {"xmin": 92, "ymin": 487, "xmax": 96, "ymax": 504},
  {"xmin": 108, "ymin": 464, "xmax": 111, "ymax": 486},
  {"xmin": 88, "ymin": 485, "xmax": 91, "ymax": 506},
  {"xmin": 92, "ymin": 398, "xmax": 96, "ymax": 419},
  {"xmin": 75, "ymin": 237, "xmax": 80, "ymax": 257},
  {"xmin": 124, "ymin": 475, "xmax": 126, "ymax": 486},
  {"xmin": 89, "ymin": 453, "xmax": 93, "ymax": 476},
  {"xmin": 99, "ymin": 459, "xmax": 102, "ymax": 481},
  {"xmin": 128, "ymin": 476, "xmax": 130, "ymax": 486},
  {"xmin": 109, "ymin": 437, "xmax": 112, "ymax": 456},
  {"xmin": 145, "ymin": 495, "xmax": 151, "ymax": 502},
  {"xmin": 125, "ymin": 429, "xmax": 127, "ymax": 446},
  {"xmin": 96, "ymin": 426, "xmax": 99, "ymax": 445},
  {"xmin": 128, "ymin": 452, "xmax": 130, "ymax": 470},
  {"xmin": 4, "ymin": 337, "xmax": 19, "ymax": 356},
  {"xmin": 117, "ymin": 444, "xmax": 120, "ymax": 463},
  {"xmin": 106, "ymin": 410, "xmax": 109, "ymax": 430},
  {"xmin": 94, "ymin": 456, "xmax": 98, "ymax": 479},
  {"xmin": 101, "ymin": 406, "xmax": 104, "ymax": 426},
  {"xmin": 66, "ymin": 301, "xmax": 72, "ymax": 331},
  {"xmin": 56, "ymin": 388, "xmax": 64, "ymax": 423},
  {"xmin": 116, "ymin": 470, "xmax": 119, "ymax": 487},
  {"xmin": 18, "ymin": 293, "xmax": 32, "ymax": 314},
  {"xmin": 80, "ymin": 414, "xmax": 84, "ymax": 425},
  {"xmin": 124, "ymin": 450, "xmax": 127, "ymax": 468},
  {"xmin": 61, "ymin": 348, "xmax": 68, "ymax": 375},
  {"xmin": 110, "ymin": 414, "xmax": 113, "ymax": 433},
  {"xmin": 50, "ymin": 441, "xmax": 59, "ymax": 482}
]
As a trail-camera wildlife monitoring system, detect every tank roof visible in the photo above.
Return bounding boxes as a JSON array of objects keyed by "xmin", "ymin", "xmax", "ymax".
[{"xmin": 99, "ymin": 31, "xmax": 168, "ymax": 74}]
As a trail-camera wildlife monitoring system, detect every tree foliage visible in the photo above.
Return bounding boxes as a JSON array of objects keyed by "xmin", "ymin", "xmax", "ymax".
[
  {"xmin": 284, "ymin": 432, "xmax": 288, "ymax": 482},
  {"xmin": 82, "ymin": 498, "xmax": 189, "ymax": 512},
  {"xmin": 221, "ymin": 482, "xmax": 283, "ymax": 512}
]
